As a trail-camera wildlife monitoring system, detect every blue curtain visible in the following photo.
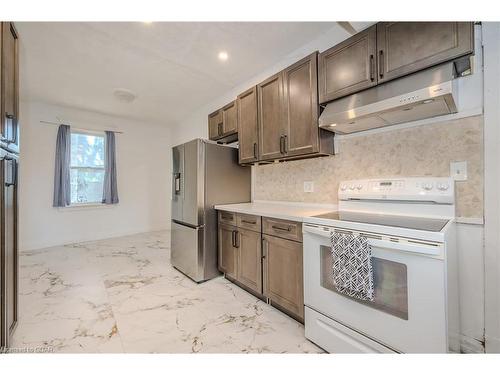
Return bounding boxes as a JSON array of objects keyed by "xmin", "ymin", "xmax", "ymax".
[
  {"xmin": 53, "ymin": 124, "xmax": 71, "ymax": 207},
  {"xmin": 103, "ymin": 131, "xmax": 119, "ymax": 204}
]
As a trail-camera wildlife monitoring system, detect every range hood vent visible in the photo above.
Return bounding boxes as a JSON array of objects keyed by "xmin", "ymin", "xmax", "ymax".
[{"xmin": 319, "ymin": 61, "xmax": 463, "ymax": 134}]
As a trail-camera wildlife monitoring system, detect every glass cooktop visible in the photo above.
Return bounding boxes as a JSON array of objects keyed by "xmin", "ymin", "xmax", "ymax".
[{"xmin": 312, "ymin": 211, "xmax": 450, "ymax": 232}]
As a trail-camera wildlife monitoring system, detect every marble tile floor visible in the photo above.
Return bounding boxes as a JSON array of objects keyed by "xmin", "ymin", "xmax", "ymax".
[{"xmin": 12, "ymin": 231, "xmax": 323, "ymax": 353}]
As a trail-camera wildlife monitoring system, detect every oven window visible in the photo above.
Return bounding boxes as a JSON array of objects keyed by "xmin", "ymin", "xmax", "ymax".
[{"xmin": 320, "ymin": 245, "xmax": 408, "ymax": 320}]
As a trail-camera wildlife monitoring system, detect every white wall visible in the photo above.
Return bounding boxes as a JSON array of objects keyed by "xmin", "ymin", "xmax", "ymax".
[
  {"xmin": 482, "ymin": 22, "xmax": 500, "ymax": 353},
  {"xmin": 19, "ymin": 100, "xmax": 172, "ymax": 251}
]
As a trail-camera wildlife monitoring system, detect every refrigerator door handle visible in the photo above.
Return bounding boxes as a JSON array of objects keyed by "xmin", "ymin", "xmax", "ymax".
[
  {"xmin": 173, "ymin": 173, "xmax": 181, "ymax": 195},
  {"xmin": 3, "ymin": 157, "xmax": 16, "ymax": 187}
]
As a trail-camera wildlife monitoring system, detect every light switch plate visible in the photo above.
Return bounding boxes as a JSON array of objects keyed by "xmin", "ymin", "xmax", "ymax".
[
  {"xmin": 304, "ymin": 181, "xmax": 314, "ymax": 193},
  {"xmin": 450, "ymin": 161, "xmax": 468, "ymax": 181}
]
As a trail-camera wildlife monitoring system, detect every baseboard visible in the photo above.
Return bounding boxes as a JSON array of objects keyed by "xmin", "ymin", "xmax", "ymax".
[
  {"xmin": 20, "ymin": 226, "xmax": 170, "ymax": 252},
  {"xmin": 460, "ymin": 334, "xmax": 485, "ymax": 353}
]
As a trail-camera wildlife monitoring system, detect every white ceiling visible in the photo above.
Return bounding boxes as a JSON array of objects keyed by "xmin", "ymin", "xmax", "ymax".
[{"xmin": 17, "ymin": 22, "xmax": 346, "ymax": 125}]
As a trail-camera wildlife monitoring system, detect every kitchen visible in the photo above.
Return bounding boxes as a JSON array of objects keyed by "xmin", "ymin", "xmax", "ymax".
[{"xmin": 1, "ymin": 0, "xmax": 499, "ymax": 372}]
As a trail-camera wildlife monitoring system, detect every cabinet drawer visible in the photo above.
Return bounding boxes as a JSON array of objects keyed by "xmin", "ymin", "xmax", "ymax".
[
  {"xmin": 262, "ymin": 217, "xmax": 302, "ymax": 242},
  {"xmin": 218, "ymin": 210, "xmax": 236, "ymax": 226},
  {"xmin": 237, "ymin": 213, "xmax": 261, "ymax": 232}
]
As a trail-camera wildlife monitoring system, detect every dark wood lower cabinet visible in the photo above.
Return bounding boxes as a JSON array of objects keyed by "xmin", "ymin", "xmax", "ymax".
[
  {"xmin": 262, "ymin": 234, "xmax": 304, "ymax": 321},
  {"xmin": 218, "ymin": 211, "xmax": 304, "ymax": 322},
  {"xmin": 218, "ymin": 223, "xmax": 238, "ymax": 279},
  {"xmin": 236, "ymin": 228, "xmax": 262, "ymax": 294}
]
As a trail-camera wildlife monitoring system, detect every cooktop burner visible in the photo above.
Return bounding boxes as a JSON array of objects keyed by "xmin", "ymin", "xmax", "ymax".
[{"xmin": 312, "ymin": 211, "xmax": 450, "ymax": 232}]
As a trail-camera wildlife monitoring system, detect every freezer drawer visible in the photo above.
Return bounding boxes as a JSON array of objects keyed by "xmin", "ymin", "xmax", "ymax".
[{"xmin": 171, "ymin": 221, "xmax": 205, "ymax": 282}]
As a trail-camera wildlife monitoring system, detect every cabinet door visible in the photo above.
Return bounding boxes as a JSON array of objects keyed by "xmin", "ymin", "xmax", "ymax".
[
  {"xmin": 258, "ymin": 72, "xmax": 285, "ymax": 161},
  {"xmin": 1, "ymin": 23, "xmax": 19, "ymax": 153},
  {"xmin": 318, "ymin": 25, "xmax": 377, "ymax": 103},
  {"xmin": 218, "ymin": 223, "xmax": 237, "ymax": 279},
  {"xmin": 208, "ymin": 110, "xmax": 223, "ymax": 140},
  {"xmin": 263, "ymin": 235, "xmax": 304, "ymax": 319},
  {"xmin": 222, "ymin": 101, "xmax": 237, "ymax": 135},
  {"xmin": 237, "ymin": 87, "xmax": 259, "ymax": 164},
  {"xmin": 1, "ymin": 156, "xmax": 18, "ymax": 347},
  {"xmin": 283, "ymin": 52, "xmax": 319, "ymax": 157},
  {"xmin": 377, "ymin": 22, "xmax": 474, "ymax": 84},
  {"xmin": 237, "ymin": 228, "xmax": 262, "ymax": 294}
]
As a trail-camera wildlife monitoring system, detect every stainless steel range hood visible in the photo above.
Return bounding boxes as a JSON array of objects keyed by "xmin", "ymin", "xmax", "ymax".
[{"xmin": 319, "ymin": 62, "xmax": 461, "ymax": 134}]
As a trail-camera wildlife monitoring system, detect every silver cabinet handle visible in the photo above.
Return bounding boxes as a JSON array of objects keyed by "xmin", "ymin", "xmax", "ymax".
[
  {"xmin": 241, "ymin": 219, "xmax": 257, "ymax": 225},
  {"xmin": 235, "ymin": 231, "xmax": 240, "ymax": 248},
  {"xmin": 283, "ymin": 134, "xmax": 288, "ymax": 153},
  {"xmin": 253, "ymin": 142, "xmax": 257, "ymax": 159},
  {"xmin": 369, "ymin": 54, "xmax": 375, "ymax": 82},
  {"xmin": 279, "ymin": 135, "xmax": 284, "ymax": 154},
  {"xmin": 272, "ymin": 225, "xmax": 291, "ymax": 232},
  {"xmin": 379, "ymin": 50, "xmax": 384, "ymax": 79}
]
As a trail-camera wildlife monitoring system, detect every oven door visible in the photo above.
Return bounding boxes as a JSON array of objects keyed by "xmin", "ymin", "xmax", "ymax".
[{"xmin": 303, "ymin": 224, "xmax": 448, "ymax": 353}]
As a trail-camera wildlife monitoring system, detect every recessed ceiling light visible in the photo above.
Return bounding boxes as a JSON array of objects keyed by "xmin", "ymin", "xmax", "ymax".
[
  {"xmin": 143, "ymin": 21, "xmax": 153, "ymax": 25},
  {"xmin": 218, "ymin": 51, "xmax": 229, "ymax": 61},
  {"xmin": 113, "ymin": 88, "xmax": 137, "ymax": 103}
]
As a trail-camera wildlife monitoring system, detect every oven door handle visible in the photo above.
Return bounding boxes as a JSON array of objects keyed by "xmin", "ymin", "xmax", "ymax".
[
  {"xmin": 303, "ymin": 224, "xmax": 443, "ymax": 257},
  {"xmin": 303, "ymin": 224, "xmax": 330, "ymax": 237},
  {"xmin": 368, "ymin": 238, "xmax": 443, "ymax": 257}
]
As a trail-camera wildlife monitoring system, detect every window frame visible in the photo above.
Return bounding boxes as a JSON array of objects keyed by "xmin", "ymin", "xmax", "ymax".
[{"xmin": 68, "ymin": 129, "xmax": 107, "ymax": 207}]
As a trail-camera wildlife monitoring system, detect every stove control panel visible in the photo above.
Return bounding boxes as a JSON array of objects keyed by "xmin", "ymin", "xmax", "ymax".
[{"xmin": 338, "ymin": 177, "xmax": 454, "ymax": 204}]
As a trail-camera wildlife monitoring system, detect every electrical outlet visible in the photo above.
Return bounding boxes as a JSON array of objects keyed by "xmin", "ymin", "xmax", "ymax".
[
  {"xmin": 304, "ymin": 181, "xmax": 314, "ymax": 193},
  {"xmin": 450, "ymin": 161, "xmax": 468, "ymax": 181}
]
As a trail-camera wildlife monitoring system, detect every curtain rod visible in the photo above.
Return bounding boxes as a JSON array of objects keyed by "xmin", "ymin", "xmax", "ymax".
[{"xmin": 40, "ymin": 120, "xmax": 124, "ymax": 134}]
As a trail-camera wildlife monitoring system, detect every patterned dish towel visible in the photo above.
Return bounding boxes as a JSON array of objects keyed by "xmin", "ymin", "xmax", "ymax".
[{"xmin": 330, "ymin": 231, "xmax": 374, "ymax": 301}]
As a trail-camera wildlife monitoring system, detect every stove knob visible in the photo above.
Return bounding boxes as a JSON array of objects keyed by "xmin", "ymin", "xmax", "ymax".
[
  {"xmin": 340, "ymin": 185, "xmax": 347, "ymax": 191},
  {"xmin": 356, "ymin": 184, "xmax": 363, "ymax": 190},
  {"xmin": 423, "ymin": 182, "xmax": 434, "ymax": 191},
  {"xmin": 349, "ymin": 185, "xmax": 356, "ymax": 191},
  {"xmin": 437, "ymin": 183, "xmax": 449, "ymax": 191}
]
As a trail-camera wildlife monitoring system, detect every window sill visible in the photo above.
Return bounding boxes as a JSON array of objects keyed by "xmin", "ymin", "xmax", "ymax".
[{"xmin": 58, "ymin": 203, "xmax": 117, "ymax": 212}]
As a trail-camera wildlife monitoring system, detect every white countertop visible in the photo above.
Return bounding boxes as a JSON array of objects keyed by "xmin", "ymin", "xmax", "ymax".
[{"xmin": 214, "ymin": 201, "xmax": 337, "ymax": 222}]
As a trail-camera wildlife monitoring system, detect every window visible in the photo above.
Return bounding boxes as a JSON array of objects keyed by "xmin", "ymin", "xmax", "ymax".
[{"xmin": 70, "ymin": 131, "xmax": 105, "ymax": 205}]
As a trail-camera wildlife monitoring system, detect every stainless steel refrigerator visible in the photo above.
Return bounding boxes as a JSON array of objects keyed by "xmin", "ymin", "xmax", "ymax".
[{"xmin": 171, "ymin": 139, "xmax": 251, "ymax": 282}]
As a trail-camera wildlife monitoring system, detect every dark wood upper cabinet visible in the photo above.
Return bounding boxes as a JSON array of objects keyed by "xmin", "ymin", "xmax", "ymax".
[
  {"xmin": 208, "ymin": 110, "xmax": 223, "ymax": 140},
  {"xmin": 1, "ymin": 22, "xmax": 19, "ymax": 154},
  {"xmin": 221, "ymin": 100, "xmax": 237, "ymax": 135},
  {"xmin": 257, "ymin": 72, "xmax": 285, "ymax": 161},
  {"xmin": 319, "ymin": 25, "xmax": 377, "ymax": 103},
  {"xmin": 256, "ymin": 52, "xmax": 333, "ymax": 163},
  {"xmin": 376, "ymin": 22, "xmax": 474, "ymax": 84},
  {"xmin": 237, "ymin": 86, "xmax": 259, "ymax": 164},
  {"xmin": 208, "ymin": 101, "xmax": 238, "ymax": 142},
  {"xmin": 283, "ymin": 52, "xmax": 320, "ymax": 156}
]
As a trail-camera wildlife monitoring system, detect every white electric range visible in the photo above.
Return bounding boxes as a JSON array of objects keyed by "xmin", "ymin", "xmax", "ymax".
[{"xmin": 302, "ymin": 177, "xmax": 459, "ymax": 353}]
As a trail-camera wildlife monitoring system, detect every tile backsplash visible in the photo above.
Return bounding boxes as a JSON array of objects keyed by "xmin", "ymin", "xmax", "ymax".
[{"xmin": 254, "ymin": 115, "xmax": 483, "ymax": 219}]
